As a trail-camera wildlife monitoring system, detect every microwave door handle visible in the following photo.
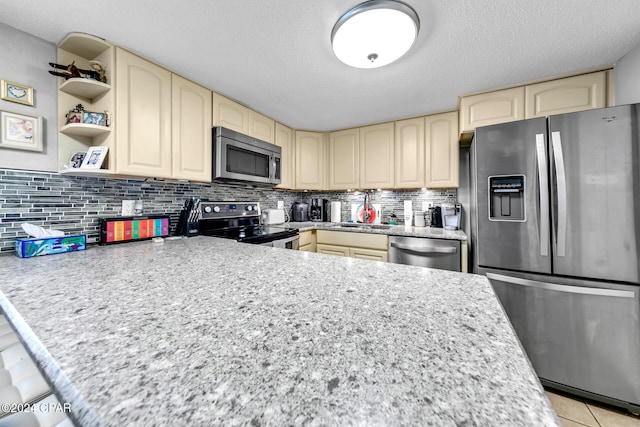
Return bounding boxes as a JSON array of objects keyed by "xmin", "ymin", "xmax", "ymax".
[
  {"xmin": 551, "ymin": 131, "xmax": 567, "ymax": 257},
  {"xmin": 535, "ymin": 134, "xmax": 550, "ymax": 257}
]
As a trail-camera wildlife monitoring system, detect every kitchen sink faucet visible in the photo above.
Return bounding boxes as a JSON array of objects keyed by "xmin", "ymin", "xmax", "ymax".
[{"xmin": 363, "ymin": 190, "xmax": 371, "ymax": 224}]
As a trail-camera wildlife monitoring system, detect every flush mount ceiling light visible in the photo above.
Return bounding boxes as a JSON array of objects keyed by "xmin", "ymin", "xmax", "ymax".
[{"xmin": 331, "ymin": 0, "xmax": 420, "ymax": 69}]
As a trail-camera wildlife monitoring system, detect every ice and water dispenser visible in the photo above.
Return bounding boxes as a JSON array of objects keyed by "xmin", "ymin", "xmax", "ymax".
[{"xmin": 488, "ymin": 175, "xmax": 525, "ymax": 221}]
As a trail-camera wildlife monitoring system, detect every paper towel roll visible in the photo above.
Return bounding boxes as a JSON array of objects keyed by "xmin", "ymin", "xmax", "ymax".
[{"xmin": 331, "ymin": 201, "xmax": 341, "ymax": 223}]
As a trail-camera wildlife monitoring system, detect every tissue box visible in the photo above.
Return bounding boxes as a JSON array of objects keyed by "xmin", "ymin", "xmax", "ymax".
[{"xmin": 15, "ymin": 234, "xmax": 86, "ymax": 258}]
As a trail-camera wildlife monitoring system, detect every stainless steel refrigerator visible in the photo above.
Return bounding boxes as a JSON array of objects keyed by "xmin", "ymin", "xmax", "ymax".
[{"xmin": 472, "ymin": 104, "xmax": 640, "ymax": 414}]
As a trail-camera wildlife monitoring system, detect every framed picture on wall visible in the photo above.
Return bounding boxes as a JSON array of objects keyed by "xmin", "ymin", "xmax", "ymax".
[
  {"xmin": 0, "ymin": 111, "xmax": 43, "ymax": 152},
  {"xmin": 0, "ymin": 80, "xmax": 34, "ymax": 106}
]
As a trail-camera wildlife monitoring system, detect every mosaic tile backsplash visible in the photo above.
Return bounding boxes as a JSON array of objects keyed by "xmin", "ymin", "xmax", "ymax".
[{"xmin": 0, "ymin": 168, "xmax": 456, "ymax": 253}]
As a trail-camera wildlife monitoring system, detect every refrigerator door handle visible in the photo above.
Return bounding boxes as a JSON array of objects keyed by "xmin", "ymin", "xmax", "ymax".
[
  {"xmin": 486, "ymin": 273, "xmax": 636, "ymax": 298},
  {"xmin": 535, "ymin": 134, "xmax": 549, "ymax": 257},
  {"xmin": 551, "ymin": 131, "xmax": 567, "ymax": 257}
]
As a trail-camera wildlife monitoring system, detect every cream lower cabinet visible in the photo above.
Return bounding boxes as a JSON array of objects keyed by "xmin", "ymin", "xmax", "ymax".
[
  {"xmin": 524, "ymin": 71, "xmax": 606, "ymax": 118},
  {"xmin": 116, "ymin": 48, "xmax": 172, "ymax": 178},
  {"xmin": 295, "ymin": 131, "xmax": 327, "ymax": 190},
  {"xmin": 316, "ymin": 230, "xmax": 388, "ymax": 262},
  {"xmin": 329, "ymin": 128, "xmax": 359, "ymax": 190},
  {"xmin": 275, "ymin": 123, "xmax": 295, "ymax": 189},
  {"xmin": 425, "ymin": 111, "xmax": 459, "ymax": 188},
  {"xmin": 298, "ymin": 230, "xmax": 316, "ymax": 252},
  {"xmin": 171, "ymin": 75, "xmax": 212, "ymax": 181}
]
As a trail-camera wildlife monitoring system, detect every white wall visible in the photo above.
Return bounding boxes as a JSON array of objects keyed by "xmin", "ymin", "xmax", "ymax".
[
  {"xmin": 0, "ymin": 22, "xmax": 57, "ymax": 172},
  {"xmin": 615, "ymin": 40, "xmax": 640, "ymax": 105}
]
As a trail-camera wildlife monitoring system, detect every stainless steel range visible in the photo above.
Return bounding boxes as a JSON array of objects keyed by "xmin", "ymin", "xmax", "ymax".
[{"xmin": 199, "ymin": 202, "xmax": 299, "ymax": 249}]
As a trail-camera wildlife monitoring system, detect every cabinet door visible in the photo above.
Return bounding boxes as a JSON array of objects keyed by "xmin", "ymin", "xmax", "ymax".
[
  {"xmin": 459, "ymin": 86, "xmax": 525, "ymax": 134},
  {"xmin": 349, "ymin": 247, "xmax": 388, "ymax": 262},
  {"xmin": 316, "ymin": 244, "xmax": 350, "ymax": 257},
  {"xmin": 395, "ymin": 117, "xmax": 425, "ymax": 188},
  {"xmin": 425, "ymin": 111, "xmax": 459, "ymax": 188},
  {"xmin": 360, "ymin": 122, "xmax": 394, "ymax": 188},
  {"xmin": 295, "ymin": 131, "xmax": 326, "ymax": 190},
  {"xmin": 275, "ymin": 123, "xmax": 295, "ymax": 189},
  {"xmin": 171, "ymin": 75, "xmax": 212, "ymax": 182},
  {"xmin": 525, "ymin": 72, "xmax": 606, "ymax": 118},
  {"xmin": 329, "ymin": 128, "xmax": 359, "ymax": 190},
  {"xmin": 298, "ymin": 230, "xmax": 316, "ymax": 252},
  {"xmin": 249, "ymin": 110, "xmax": 275, "ymax": 143},
  {"xmin": 212, "ymin": 92, "xmax": 249, "ymax": 134},
  {"xmin": 116, "ymin": 48, "xmax": 172, "ymax": 178}
]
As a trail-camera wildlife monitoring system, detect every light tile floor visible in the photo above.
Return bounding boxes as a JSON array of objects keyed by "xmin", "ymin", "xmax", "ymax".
[{"xmin": 546, "ymin": 388, "xmax": 640, "ymax": 427}]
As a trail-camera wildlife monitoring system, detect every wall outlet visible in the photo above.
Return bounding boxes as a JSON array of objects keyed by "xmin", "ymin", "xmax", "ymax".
[
  {"xmin": 122, "ymin": 200, "xmax": 135, "ymax": 216},
  {"xmin": 277, "ymin": 200, "xmax": 284, "ymax": 209}
]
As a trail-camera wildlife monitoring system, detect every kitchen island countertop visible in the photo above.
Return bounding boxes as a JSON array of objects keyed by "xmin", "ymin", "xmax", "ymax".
[{"xmin": 0, "ymin": 236, "xmax": 557, "ymax": 426}]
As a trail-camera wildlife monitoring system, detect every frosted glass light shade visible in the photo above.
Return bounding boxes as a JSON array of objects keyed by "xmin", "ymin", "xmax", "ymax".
[{"xmin": 331, "ymin": 0, "xmax": 419, "ymax": 69}]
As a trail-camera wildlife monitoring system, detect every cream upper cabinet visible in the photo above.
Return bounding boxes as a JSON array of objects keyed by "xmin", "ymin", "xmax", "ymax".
[
  {"xmin": 212, "ymin": 92, "xmax": 249, "ymax": 134},
  {"xmin": 459, "ymin": 86, "xmax": 525, "ymax": 135},
  {"xmin": 295, "ymin": 131, "xmax": 326, "ymax": 190},
  {"xmin": 425, "ymin": 111, "xmax": 459, "ymax": 188},
  {"xmin": 524, "ymin": 72, "xmax": 607, "ymax": 118},
  {"xmin": 116, "ymin": 48, "xmax": 172, "ymax": 178},
  {"xmin": 275, "ymin": 122, "xmax": 295, "ymax": 189},
  {"xmin": 213, "ymin": 92, "xmax": 275, "ymax": 142},
  {"xmin": 329, "ymin": 128, "xmax": 360, "ymax": 190},
  {"xmin": 360, "ymin": 122, "xmax": 395, "ymax": 189},
  {"xmin": 395, "ymin": 117, "xmax": 425, "ymax": 189},
  {"xmin": 249, "ymin": 110, "xmax": 275, "ymax": 143},
  {"xmin": 171, "ymin": 75, "xmax": 212, "ymax": 182}
]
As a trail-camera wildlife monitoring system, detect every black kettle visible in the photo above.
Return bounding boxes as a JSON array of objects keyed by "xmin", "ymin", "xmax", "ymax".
[{"xmin": 431, "ymin": 206, "xmax": 443, "ymax": 228}]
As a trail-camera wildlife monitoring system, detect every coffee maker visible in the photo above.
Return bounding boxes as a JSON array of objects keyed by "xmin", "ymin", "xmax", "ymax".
[
  {"xmin": 309, "ymin": 198, "xmax": 329, "ymax": 222},
  {"xmin": 441, "ymin": 203, "xmax": 462, "ymax": 230}
]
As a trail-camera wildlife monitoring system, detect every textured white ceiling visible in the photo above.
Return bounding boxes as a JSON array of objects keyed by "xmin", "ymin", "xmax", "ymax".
[{"xmin": 2, "ymin": 1, "xmax": 640, "ymax": 131}]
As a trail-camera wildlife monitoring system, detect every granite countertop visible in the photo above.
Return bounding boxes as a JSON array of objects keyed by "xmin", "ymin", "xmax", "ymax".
[
  {"xmin": 0, "ymin": 237, "xmax": 557, "ymax": 426},
  {"xmin": 283, "ymin": 221, "xmax": 468, "ymax": 241}
]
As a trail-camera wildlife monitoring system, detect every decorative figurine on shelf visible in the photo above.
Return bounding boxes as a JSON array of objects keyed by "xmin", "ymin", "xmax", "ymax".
[
  {"xmin": 48, "ymin": 61, "xmax": 105, "ymax": 82},
  {"xmin": 89, "ymin": 61, "xmax": 107, "ymax": 83}
]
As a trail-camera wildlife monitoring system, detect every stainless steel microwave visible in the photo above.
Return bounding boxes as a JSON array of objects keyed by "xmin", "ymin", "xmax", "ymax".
[{"xmin": 212, "ymin": 126, "xmax": 281, "ymax": 187}]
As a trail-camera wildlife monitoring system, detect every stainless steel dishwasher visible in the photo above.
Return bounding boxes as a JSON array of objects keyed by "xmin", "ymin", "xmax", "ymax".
[{"xmin": 388, "ymin": 236, "xmax": 461, "ymax": 272}]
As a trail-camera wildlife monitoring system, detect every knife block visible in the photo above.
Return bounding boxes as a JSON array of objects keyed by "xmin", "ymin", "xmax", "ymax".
[{"xmin": 177, "ymin": 211, "xmax": 199, "ymax": 237}]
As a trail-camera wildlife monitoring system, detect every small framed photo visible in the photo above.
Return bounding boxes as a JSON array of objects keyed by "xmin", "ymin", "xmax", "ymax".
[
  {"xmin": 0, "ymin": 111, "xmax": 43, "ymax": 152},
  {"xmin": 83, "ymin": 112, "xmax": 105, "ymax": 126},
  {"xmin": 69, "ymin": 152, "xmax": 86, "ymax": 168},
  {"xmin": 1, "ymin": 80, "xmax": 34, "ymax": 106},
  {"xmin": 80, "ymin": 146, "xmax": 108, "ymax": 169},
  {"xmin": 66, "ymin": 111, "xmax": 83, "ymax": 124}
]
